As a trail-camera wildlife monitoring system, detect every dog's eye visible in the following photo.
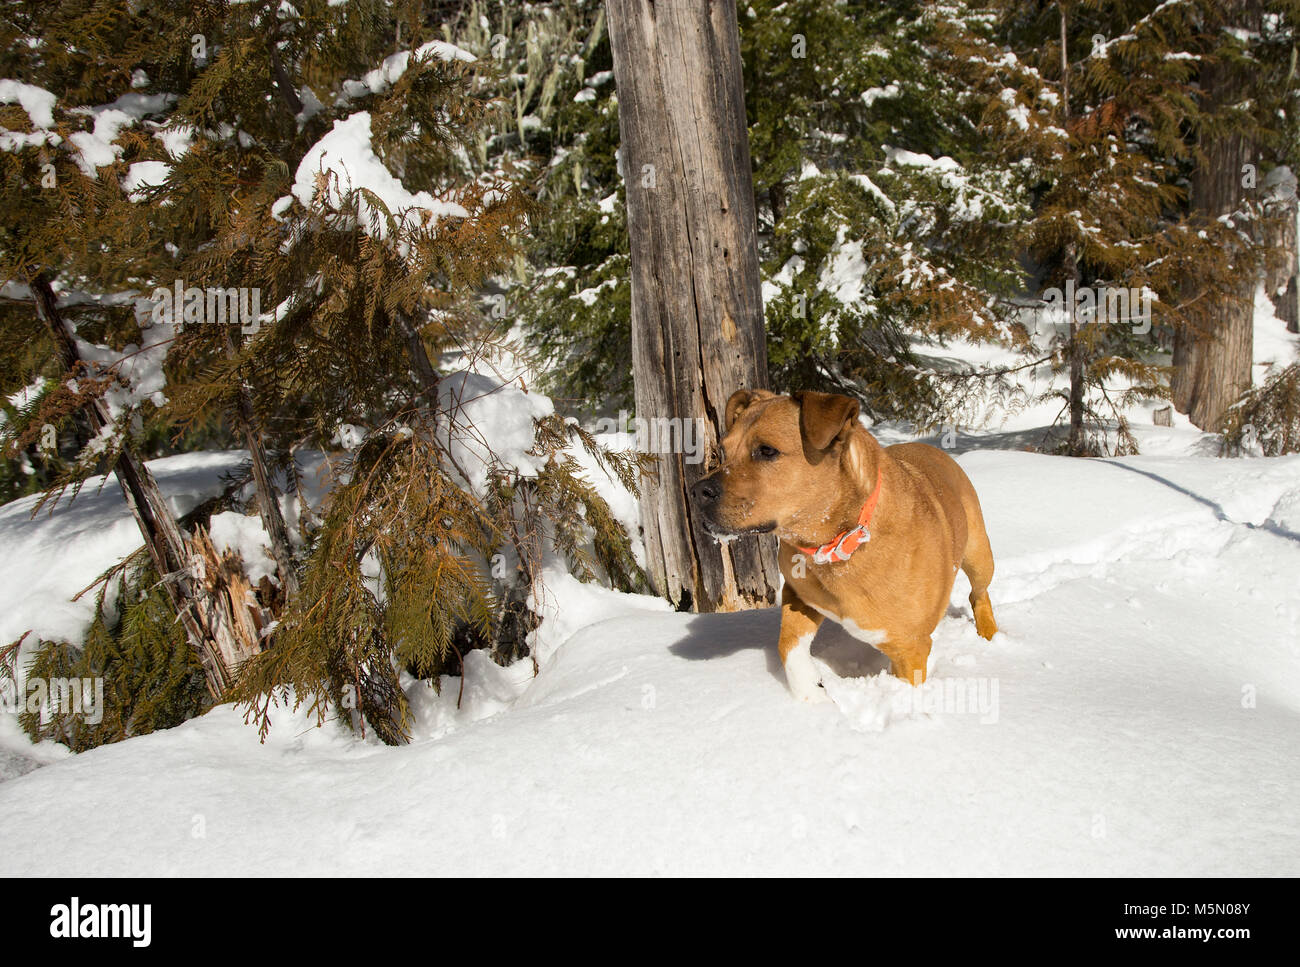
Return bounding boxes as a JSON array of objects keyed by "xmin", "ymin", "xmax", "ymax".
[{"xmin": 753, "ymin": 443, "xmax": 780, "ymax": 461}]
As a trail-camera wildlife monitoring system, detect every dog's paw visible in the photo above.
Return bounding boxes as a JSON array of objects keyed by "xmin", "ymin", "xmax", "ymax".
[
  {"xmin": 791, "ymin": 680, "xmax": 830, "ymax": 704},
  {"xmin": 783, "ymin": 639, "xmax": 829, "ymax": 703}
]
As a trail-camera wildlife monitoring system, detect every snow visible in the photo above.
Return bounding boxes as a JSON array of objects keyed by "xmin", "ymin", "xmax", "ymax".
[
  {"xmin": 574, "ymin": 277, "xmax": 617, "ymax": 306},
  {"xmin": 121, "ymin": 160, "xmax": 171, "ymax": 201},
  {"xmin": 3, "ymin": 377, "xmax": 45, "ymax": 423},
  {"xmin": 848, "ymin": 173, "xmax": 895, "ymax": 215},
  {"xmin": 270, "ymin": 194, "xmax": 294, "ymax": 221},
  {"xmin": 0, "ymin": 287, "xmax": 179, "ymax": 483},
  {"xmin": 760, "ymin": 253, "xmax": 804, "ymax": 305},
  {"xmin": 65, "ymin": 92, "xmax": 174, "ymax": 176},
  {"xmin": 818, "ymin": 226, "xmax": 867, "ymax": 308},
  {"xmin": 1252, "ymin": 281, "xmax": 1300, "ymax": 381},
  {"xmin": 292, "ymin": 111, "xmax": 469, "ymax": 237},
  {"xmin": 0, "ymin": 453, "xmax": 248, "ymax": 653},
  {"xmin": 68, "ymin": 109, "xmax": 134, "ymax": 175},
  {"xmin": 342, "ymin": 40, "xmax": 477, "ymax": 99},
  {"xmin": 207, "ymin": 510, "xmax": 282, "ymax": 586},
  {"xmin": 0, "ymin": 79, "xmax": 61, "ymax": 151},
  {"xmin": 861, "ymin": 83, "xmax": 900, "ymax": 108},
  {"xmin": 436, "ymin": 370, "xmax": 555, "ymax": 494},
  {"xmin": 882, "ymin": 145, "xmax": 1003, "ymax": 222},
  {"xmin": 155, "ymin": 124, "xmax": 195, "ymax": 160},
  {"xmin": 0, "ymin": 78, "xmax": 56, "ymax": 128},
  {"xmin": 2, "ymin": 420, "xmax": 1298, "ymax": 873},
  {"xmin": 999, "ymin": 88, "xmax": 1030, "ymax": 131},
  {"xmin": 885, "ymin": 146, "xmax": 962, "ymax": 173},
  {"xmin": 74, "ymin": 294, "xmax": 177, "ymax": 418}
]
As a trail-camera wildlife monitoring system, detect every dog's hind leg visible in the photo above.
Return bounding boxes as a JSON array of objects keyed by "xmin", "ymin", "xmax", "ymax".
[{"xmin": 961, "ymin": 499, "xmax": 998, "ymax": 640}]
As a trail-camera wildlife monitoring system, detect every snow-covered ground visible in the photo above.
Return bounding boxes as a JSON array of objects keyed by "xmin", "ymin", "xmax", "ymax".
[
  {"xmin": 1, "ymin": 435, "xmax": 1298, "ymax": 875},
  {"xmin": 2, "ymin": 298, "xmax": 1297, "ymax": 875}
]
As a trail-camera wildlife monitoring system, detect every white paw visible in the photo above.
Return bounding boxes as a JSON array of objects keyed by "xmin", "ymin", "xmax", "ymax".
[
  {"xmin": 792, "ymin": 681, "xmax": 830, "ymax": 703},
  {"xmin": 784, "ymin": 639, "xmax": 829, "ymax": 703}
]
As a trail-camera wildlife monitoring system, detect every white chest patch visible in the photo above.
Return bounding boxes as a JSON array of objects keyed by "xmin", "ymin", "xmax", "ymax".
[
  {"xmin": 840, "ymin": 617, "xmax": 888, "ymax": 646},
  {"xmin": 805, "ymin": 601, "xmax": 888, "ymax": 646}
]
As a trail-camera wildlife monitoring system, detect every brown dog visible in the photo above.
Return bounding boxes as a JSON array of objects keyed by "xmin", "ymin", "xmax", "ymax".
[{"xmin": 690, "ymin": 389, "xmax": 998, "ymax": 702}]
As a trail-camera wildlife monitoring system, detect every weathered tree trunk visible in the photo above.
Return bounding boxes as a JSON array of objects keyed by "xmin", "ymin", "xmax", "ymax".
[
  {"xmin": 606, "ymin": 0, "xmax": 779, "ymax": 612},
  {"xmin": 1171, "ymin": 2, "xmax": 1260, "ymax": 431},
  {"xmin": 236, "ymin": 400, "xmax": 300, "ymax": 597},
  {"xmin": 223, "ymin": 331, "xmax": 300, "ymax": 597},
  {"xmin": 1065, "ymin": 257, "xmax": 1087, "ymax": 455},
  {"xmin": 395, "ymin": 308, "xmax": 442, "ymax": 398},
  {"xmin": 32, "ymin": 275, "xmax": 256, "ymax": 695},
  {"xmin": 1059, "ymin": 5, "xmax": 1088, "ymax": 456}
]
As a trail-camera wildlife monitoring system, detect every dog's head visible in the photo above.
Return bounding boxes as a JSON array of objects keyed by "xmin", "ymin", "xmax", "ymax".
[{"xmin": 690, "ymin": 389, "xmax": 877, "ymax": 544}]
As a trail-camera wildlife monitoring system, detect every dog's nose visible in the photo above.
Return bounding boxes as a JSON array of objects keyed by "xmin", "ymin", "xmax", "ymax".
[{"xmin": 691, "ymin": 477, "xmax": 720, "ymax": 506}]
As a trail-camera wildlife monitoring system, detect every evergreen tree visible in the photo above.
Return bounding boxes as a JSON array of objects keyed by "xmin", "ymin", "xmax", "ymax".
[
  {"xmin": 740, "ymin": 0, "xmax": 1039, "ymax": 422},
  {"xmin": 1000, "ymin": 0, "xmax": 1299, "ymax": 449},
  {"xmin": 442, "ymin": 0, "xmax": 631, "ymax": 410},
  {"xmin": 1, "ymin": 0, "xmax": 645, "ymax": 747},
  {"xmin": 510, "ymin": 1, "xmax": 1036, "ymax": 423}
]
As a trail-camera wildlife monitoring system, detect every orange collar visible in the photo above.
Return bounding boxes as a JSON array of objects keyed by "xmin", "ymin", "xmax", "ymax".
[{"xmin": 796, "ymin": 465, "xmax": 883, "ymax": 564}]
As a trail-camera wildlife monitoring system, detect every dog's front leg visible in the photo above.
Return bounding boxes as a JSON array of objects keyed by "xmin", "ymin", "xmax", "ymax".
[{"xmin": 779, "ymin": 584, "xmax": 827, "ymax": 703}]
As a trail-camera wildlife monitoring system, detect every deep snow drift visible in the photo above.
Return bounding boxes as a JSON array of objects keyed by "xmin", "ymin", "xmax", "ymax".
[{"xmin": 1, "ymin": 438, "xmax": 1298, "ymax": 875}]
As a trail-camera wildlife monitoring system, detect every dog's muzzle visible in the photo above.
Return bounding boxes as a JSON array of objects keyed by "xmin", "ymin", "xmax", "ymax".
[
  {"xmin": 690, "ymin": 476, "xmax": 775, "ymax": 538},
  {"xmin": 690, "ymin": 476, "xmax": 720, "ymax": 509}
]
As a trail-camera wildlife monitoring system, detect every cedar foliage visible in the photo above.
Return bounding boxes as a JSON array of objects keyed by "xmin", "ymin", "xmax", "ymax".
[
  {"xmin": 741, "ymin": 1, "xmax": 1038, "ymax": 417},
  {"xmin": 1004, "ymin": 0, "xmax": 1300, "ymax": 452},
  {"xmin": 230, "ymin": 411, "xmax": 648, "ymax": 744},
  {"xmin": 453, "ymin": 0, "xmax": 633, "ymax": 410},
  {"xmin": 467, "ymin": 0, "xmax": 1298, "ymax": 450},
  {"xmin": 2, "ymin": 0, "xmax": 647, "ymax": 748},
  {"xmin": 18, "ymin": 560, "xmax": 210, "ymax": 751},
  {"xmin": 1221, "ymin": 363, "xmax": 1300, "ymax": 455},
  {"xmin": 478, "ymin": 0, "xmax": 1040, "ymax": 420}
]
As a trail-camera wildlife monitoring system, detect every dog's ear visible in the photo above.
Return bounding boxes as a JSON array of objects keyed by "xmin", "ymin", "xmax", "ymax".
[
  {"xmin": 724, "ymin": 389, "xmax": 773, "ymax": 431},
  {"xmin": 794, "ymin": 391, "xmax": 860, "ymax": 450}
]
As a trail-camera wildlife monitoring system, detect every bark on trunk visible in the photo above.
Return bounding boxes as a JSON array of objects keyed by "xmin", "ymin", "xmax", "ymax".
[
  {"xmin": 223, "ymin": 331, "xmax": 300, "ymax": 597},
  {"xmin": 32, "ymin": 275, "xmax": 256, "ymax": 695},
  {"xmin": 1066, "ymin": 260, "xmax": 1087, "ymax": 454},
  {"xmin": 606, "ymin": 0, "xmax": 780, "ymax": 612},
  {"xmin": 396, "ymin": 308, "xmax": 441, "ymax": 398},
  {"xmin": 1059, "ymin": 5, "xmax": 1088, "ymax": 456},
  {"xmin": 1171, "ymin": 3, "xmax": 1261, "ymax": 431}
]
